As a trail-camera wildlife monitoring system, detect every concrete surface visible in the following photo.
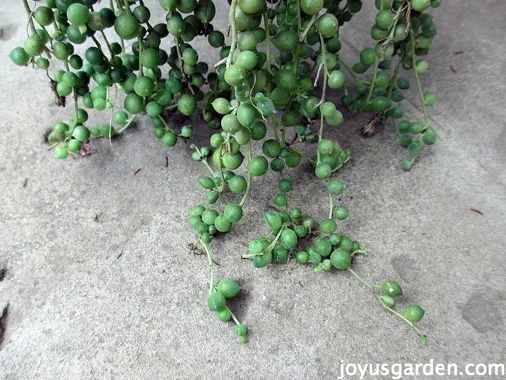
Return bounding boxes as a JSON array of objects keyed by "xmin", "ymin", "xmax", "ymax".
[{"xmin": 0, "ymin": 1, "xmax": 505, "ymax": 379}]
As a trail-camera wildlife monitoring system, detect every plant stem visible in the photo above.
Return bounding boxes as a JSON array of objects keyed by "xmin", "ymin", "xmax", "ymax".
[
  {"xmin": 157, "ymin": 115, "xmax": 175, "ymax": 133},
  {"xmin": 316, "ymin": 113, "xmax": 324, "ymax": 165},
  {"xmin": 40, "ymin": 25, "xmax": 54, "ymax": 49},
  {"xmin": 52, "ymin": 19, "xmax": 60, "ymax": 34},
  {"xmin": 174, "ymin": 37, "xmax": 195, "ymax": 94},
  {"xmin": 386, "ymin": 3, "xmax": 408, "ymax": 44},
  {"xmin": 21, "ymin": 0, "xmax": 52, "ymax": 57},
  {"xmin": 299, "ymin": 152, "xmax": 315, "ymax": 166},
  {"xmin": 263, "ymin": 13, "xmax": 272, "ymax": 75},
  {"xmin": 266, "ymin": 227, "xmax": 285, "ymax": 252},
  {"xmin": 21, "ymin": 0, "xmax": 37, "ymax": 36},
  {"xmin": 244, "ymin": 227, "xmax": 285, "ymax": 259},
  {"xmin": 201, "ymin": 158, "xmax": 215, "ymax": 176},
  {"xmin": 227, "ymin": 307, "xmax": 241, "ymax": 325},
  {"xmin": 271, "ymin": 115, "xmax": 281, "ymax": 144},
  {"xmin": 330, "ymin": 155, "xmax": 350, "ymax": 173},
  {"xmin": 100, "ymin": 31, "xmax": 115, "ymax": 56},
  {"xmin": 113, "ymin": 0, "xmax": 126, "ymax": 51},
  {"xmin": 316, "ymin": 34, "xmax": 329, "ymax": 165},
  {"xmin": 190, "ymin": 143, "xmax": 215, "ymax": 176},
  {"xmin": 91, "ymin": 34, "xmax": 103, "ymax": 50},
  {"xmin": 351, "ymin": 249, "xmax": 368, "ymax": 257},
  {"xmin": 317, "ymin": 34, "xmax": 329, "ymax": 107},
  {"xmin": 216, "ymin": 146, "xmax": 226, "ymax": 191},
  {"xmin": 123, "ymin": 0, "xmax": 132, "ymax": 14},
  {"xmin": 138, "ymin": 34, "xmax": 144, "ymax": 74},
  {"xmin": 347, "ymin": 268, "xmax": 373, "ymax": 289},
  {"xmin": 296, "ymin": 0, "xmax": 302, "ymax": 32},
  {"xmin": 339, "ymin": 59, "xmax": 360, "ymax": 84},
  {"xmin": 240, "ymin": 140, "xmax": 253, "ymax": 207},
  {"xmin": 411, "ymin": 33, "xmax": 439, "ymax": 137},
  {"xmin": 375, "ymin": 295, "xmax": 424, "ymax": 336},
  {"xmin": 63, "ymin": 60, "xmax": 80, "ymax": 114},
  {"xmin": 47, "ymin": 142, "xmax": 59, "ymax": 150},
  {"xmin": 328, "ymin": 193, "xmax": 334, "ymax": 219},
  {"xmin": 387, "ymin": 58, "xmax": 403, "ymax": 99},
  {"xmin": 226, "ymin": 0, "xmax": 238, "ymax": 68},
  {"xmin": 348, "ymin": 267, "xmax": 426, "ymax": 338},
  {"xmin": 410, "ymin": 33, "xmax": 436, "ymax": 135},
  {"xmin": 299, "ymin": 15, "xmax": 317, "ymax": 42},
  {"xmin": 117, "ymin": 116, "xmax": 137, "ymax": 134},
  {"xmin": 200, "ymin": 241, "xmax": 215, "ymax": 295},
  {"xmin": 366, "ymin": 57, "xmax": 378, "ymax": 103}
]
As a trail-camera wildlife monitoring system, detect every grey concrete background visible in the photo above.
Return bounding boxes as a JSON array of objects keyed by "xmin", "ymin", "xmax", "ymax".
[{"xmin": 0, "ymin": 0, "xmax": 505, "ymax": 379}]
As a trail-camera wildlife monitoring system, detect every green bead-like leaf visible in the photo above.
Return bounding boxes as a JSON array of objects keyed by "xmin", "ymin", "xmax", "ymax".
[{"xmin": 254, "ymin": 93, "xmax": 275, "ymax": 117}]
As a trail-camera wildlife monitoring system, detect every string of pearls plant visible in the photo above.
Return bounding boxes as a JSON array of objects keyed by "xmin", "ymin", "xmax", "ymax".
[{"xmin": 11, "ymin": 0, "xmax": 440, "ymax": 343}]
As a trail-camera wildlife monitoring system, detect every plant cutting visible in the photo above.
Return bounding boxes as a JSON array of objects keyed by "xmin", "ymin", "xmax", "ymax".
[{"xmin": 11, "ymin": 0, "xmax": 440, "ymax": 344}]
